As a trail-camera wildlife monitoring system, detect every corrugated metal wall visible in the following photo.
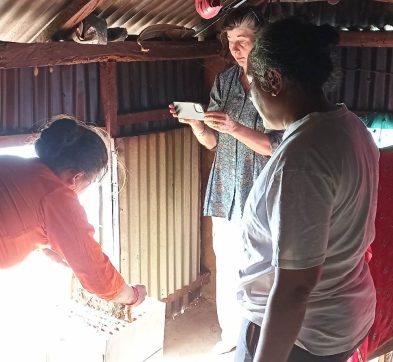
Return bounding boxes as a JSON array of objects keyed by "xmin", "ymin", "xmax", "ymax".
[
  {"xmin": 117, "ymin": 59, "xmax": 204, "ymax": 136},
  {"xmin": 0, "ymin": 63, "xmax": 102, "ymax": 135},
  {"xmin": 116, "ymin": 127, "xmax": 200, "ymax": 299},
  {"xmin": 326, "ymin": 47, "xmax": 393, "ymax": 112}
]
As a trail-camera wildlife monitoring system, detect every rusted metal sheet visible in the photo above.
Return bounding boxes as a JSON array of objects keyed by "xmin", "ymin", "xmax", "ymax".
[
  {"xmin": 117, "ymin": 127, "xmax": 201, "ymax": 299},
  {"xmin": 0, "ymin": 0, "xmax": 393, "ymax": 44},
  {"xmin": 0, "ymin": 63, "xmax": 102, "ymax": 135}
]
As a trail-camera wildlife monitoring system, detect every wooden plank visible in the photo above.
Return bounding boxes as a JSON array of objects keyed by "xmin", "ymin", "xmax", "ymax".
[
  {"xmin": 166, "ymin": 132, "xmax": 176, "ymax": 295},
  {"xmin": 33, "ymin": 0, "xmax": 101, "ymax": 42},
  {"xmin": 148, "ymin": 134, "xmax": 159, "ymax": 298},
  {"xmin": 139, "ymin": 136, "xmax": 149, "ymax": 286},
  {"xmin": 0, "ymin": 134, "xmax": 33, "ymax": 148},
  {"xmin": 158, "ymin": 133, "xmax": 168, "ymax": 298},
  {"xmin": 99, "ymin": 62, "xmax": 118, "ymax": 137},
  {"xmin": 190, "ymin": 130, "xmax": 201, "ymax": 282},
  {"xmin": 162, "ymin": 272, "xmax": 210, "ymax": 304},
  {"xmin": 339, "ymin": 31, "xmax": 393, "ymax": 48},
  {"xmin": 174, "ymin": 130, "xmax": 183, "ymax": 290},
  {"xmin": 118, "ymin": 108, "xmax": 172, "ymax": 126},
  {"xmin": 117, "ymin": 138, "xmax": 131, "ymax": 282},
  {"xmin": 0, "ymin": 40, "xmax": 221, "ymax": 69},
  {"xmin": 128, "ymin": 138, "xmax": 142, "ymax": 283}
]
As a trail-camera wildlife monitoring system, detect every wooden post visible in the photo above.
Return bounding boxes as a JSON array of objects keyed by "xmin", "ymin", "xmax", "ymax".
[{"xmin": 99, "ymin": 62, "xmax": 118, "ymax": 138}]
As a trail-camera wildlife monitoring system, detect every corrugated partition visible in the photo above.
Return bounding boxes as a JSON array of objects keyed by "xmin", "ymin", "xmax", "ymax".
[
  {"xmin": 0, "ymin": 63, "xmax": 102, "ymax": 135},
  {"xmin": 116, "ymin": 127, "xmax": 200, "ymax": 300},
  {"xmin": 116, "ymin": 59, "xmax": 204, "ymax": 136},
  {"xmin": 326, "ymin": 47, "xmax": 393, "ymax": 112}
]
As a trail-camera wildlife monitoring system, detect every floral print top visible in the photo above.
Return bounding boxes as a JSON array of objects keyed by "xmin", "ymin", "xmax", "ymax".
[{"xmin": 203, "ymin": 65, "xmax": 283, "ymax": 221}]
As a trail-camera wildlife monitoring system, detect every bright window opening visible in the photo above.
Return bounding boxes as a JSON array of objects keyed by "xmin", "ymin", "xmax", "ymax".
[{"xmin": 368, "ymin": 128, "xmax": 393, "ymax": 149}]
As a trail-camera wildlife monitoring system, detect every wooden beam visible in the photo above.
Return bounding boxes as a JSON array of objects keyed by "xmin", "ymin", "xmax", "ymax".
[
  {"xmin": 99, "ymin": 62, "xmax": 118, "ymax": 138},
  {"xmin": 3, "ymin": 31, "xmax": 391, "ymax": 70},
  {"xmin": 339, "ymin": 31, "xmax": 393, "ymax": 48},
  {"xmin": 33, "ymin": 0, "xmax": 102, "ymax": 42},
  {"xmin": 0, "ymin": 134, "xmax": 33, "ymax": 148},
  {"xmin": 162, "ymin": 272, "xmax": 210, "ymax": 305},
  {"xmin": 0, "ymin": 40, "xmax": 221, "ymax": 69},
  {"xmin": 118, "ymin": 108, "xmax": 172, "ymax": 126}
]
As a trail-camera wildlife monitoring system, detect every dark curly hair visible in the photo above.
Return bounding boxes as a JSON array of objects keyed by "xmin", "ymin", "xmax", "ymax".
[
  {"xmin": 35, "ymin": 115, "xmax": 108, "ymax": 178},
  {"xmin": 249, "ymin": 17, "xmax": 340, "ymax": 92}
]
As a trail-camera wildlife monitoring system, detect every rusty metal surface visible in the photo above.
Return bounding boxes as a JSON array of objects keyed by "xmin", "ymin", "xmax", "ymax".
[
  {"xmin": 1, "ymin": 0, "xmax": 393, "ymax": 43},
  {"xmin": 0, "ymin": 63, "xmax": 102, "ymax": 135}
]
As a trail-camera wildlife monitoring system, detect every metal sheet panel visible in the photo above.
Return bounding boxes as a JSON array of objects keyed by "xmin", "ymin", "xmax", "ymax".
[
  {"xmin": 117, "ymin": 127, "xmax": 201, "ymax": 299},
  {"xmin": 0, "ymin": 0, "xmax": 71, "ymax": 42},
  {"xmin": 0, "ymin": 63, "xmax": 102, "ymax": 135},
  {"xmin": 0, "ymin": 0, "xmax": 392, "ymax": 43},
  {"xmin": 98, "ymin": 0, "xmax": 207, "ymax": 35},
  {"xmin": 117, "ymin": 59, "xmax": 204, "ymax": 136},
  {"xmin": 326, "ymin": 47, "xmax": 393, "ymax": 112}
]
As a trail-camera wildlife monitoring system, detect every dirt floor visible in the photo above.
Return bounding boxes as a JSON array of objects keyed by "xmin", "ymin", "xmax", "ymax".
[{"xmin": 163, "ymin": 297, "xmax": 235, "ymax": 362}]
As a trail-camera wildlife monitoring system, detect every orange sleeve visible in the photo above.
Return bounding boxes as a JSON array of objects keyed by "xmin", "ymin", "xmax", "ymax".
[{"xmin": 40, "ymin": 187, "xmax": 125, "ymax": 300}]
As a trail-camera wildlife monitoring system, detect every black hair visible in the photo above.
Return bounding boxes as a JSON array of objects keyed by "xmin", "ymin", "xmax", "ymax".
[
  {"xmin": 35, "ymin": 115, "xmax": 108, "ymax": 178},
  {"xmin": 219, "ymin": 6, "xmax": 264, "ymax": 62},
  {"xmin": 249, "ymin": 17, "xmax": 339, "ymax": 92}
]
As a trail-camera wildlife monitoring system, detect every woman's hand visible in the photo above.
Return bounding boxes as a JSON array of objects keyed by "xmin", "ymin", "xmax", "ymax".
[
  {"xmin": 168, "ymin": 103, "xmax": 205, "ymax": 132},
  {"xmin": 203, "ymin": 112, "xmax": 238, "ymax": 134}
]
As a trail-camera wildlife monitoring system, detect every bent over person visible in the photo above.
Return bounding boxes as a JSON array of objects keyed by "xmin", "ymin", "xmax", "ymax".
[{"xmin": 0, "ymin": 116, "xmax": 146, "ymax": 306}]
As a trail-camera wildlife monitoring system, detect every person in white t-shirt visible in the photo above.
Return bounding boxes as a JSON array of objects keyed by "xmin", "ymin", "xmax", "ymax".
[{"xmin": 235, "ymin": 17, "xmax": 379, "ymax": 362}]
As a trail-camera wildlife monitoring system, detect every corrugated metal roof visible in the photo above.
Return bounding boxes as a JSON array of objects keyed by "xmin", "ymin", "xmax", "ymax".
[
  {"xmin": 270, "ymin": 1, "xmax": 393, "ymax": 29},
  {"xmin": 0, "ymin": 63, "xmax": 102, "ymax": 135},
  {"xmin": 98, "ymin": 0, "xmax": 200, "ymax": 34},
  {"xmin": 1, "ymin": 0, "xmax": 393, "ymax": 43},
  {"xmin": 0, "ymin": 0, "xmax": 71, "ymax": 43}
]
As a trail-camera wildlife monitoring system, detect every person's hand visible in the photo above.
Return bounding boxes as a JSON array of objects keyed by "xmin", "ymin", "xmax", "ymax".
[
  {"xmin": 204, "ymin": 112, "xmax": 238, "ymax": 134},
  {"xmin": 168, "ymin": 103, "xmax": 205, "ymax": 132},
  {"xmin": 130, "ymin": 284, "xmax": 147, "ymax": 307}
]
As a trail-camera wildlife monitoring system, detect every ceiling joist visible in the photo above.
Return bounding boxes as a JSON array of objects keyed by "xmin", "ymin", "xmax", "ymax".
[
  {"xmin": 0, "ymin": 30, "xmax": 392, "ymax": 70},
  {"xmin": 0, "ymin": 40, "xmax": 220, "ymax": 69}
]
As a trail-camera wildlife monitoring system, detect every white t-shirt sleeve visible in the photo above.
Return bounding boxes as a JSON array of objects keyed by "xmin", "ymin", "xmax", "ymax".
[{"xmin": 266, "ymin": 169, "xmax": 335, "ymax": 269}]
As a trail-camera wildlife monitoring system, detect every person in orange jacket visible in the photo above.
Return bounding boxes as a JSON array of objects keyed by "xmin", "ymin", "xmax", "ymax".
[{"xmin": 0, "ymin": 115, "xmax": 146, "ymax": 306}]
